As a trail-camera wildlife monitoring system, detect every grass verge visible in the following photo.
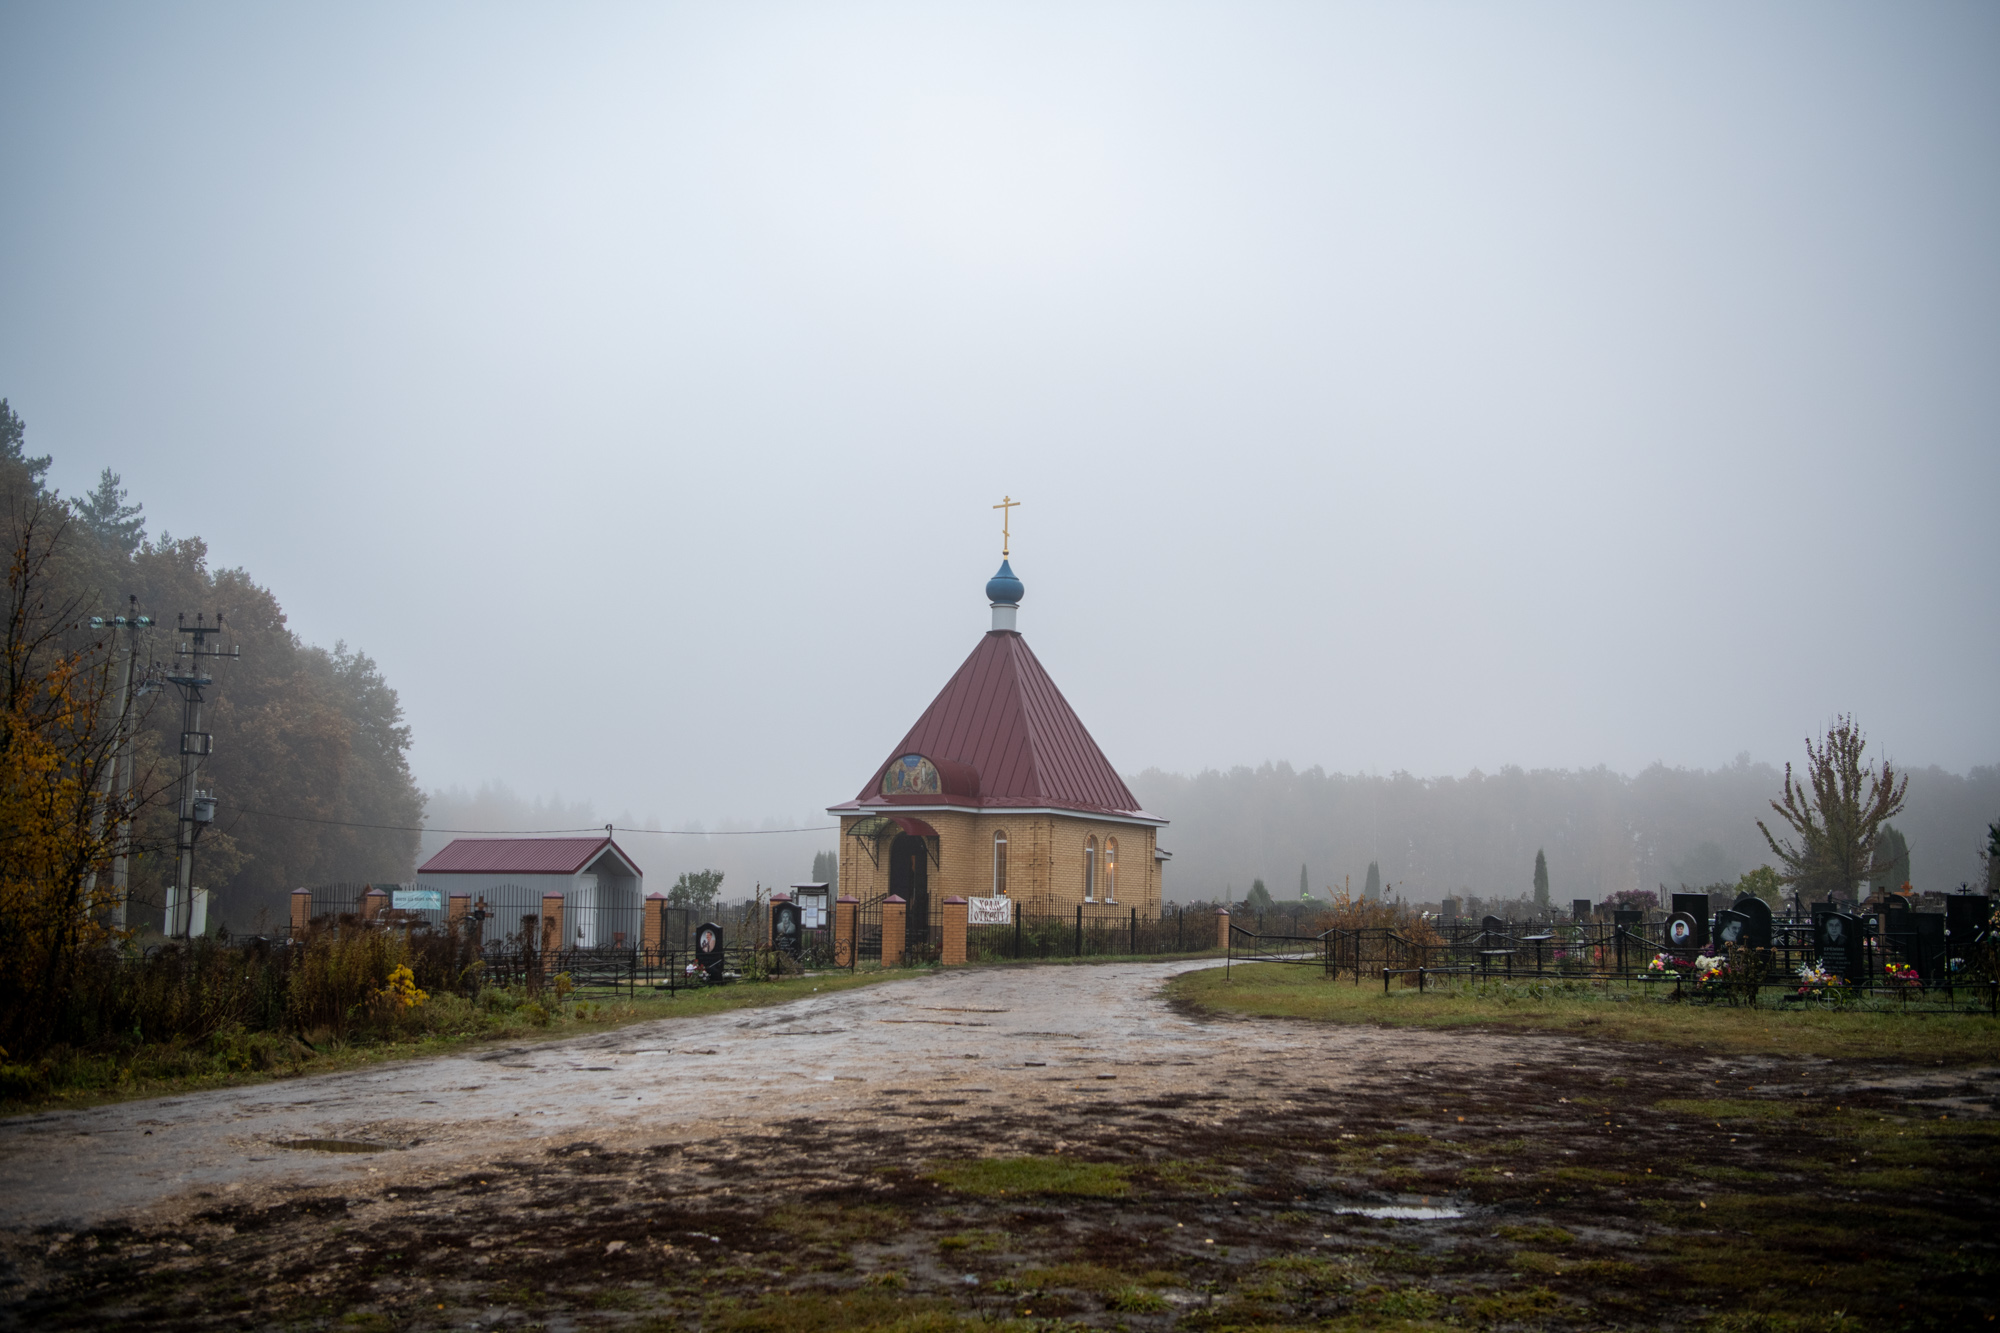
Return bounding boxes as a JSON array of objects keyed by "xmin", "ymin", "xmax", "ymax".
[
  {"xmin": 926, "ymin": 1155, "xmax": 1131, "ymax": 1198},
  {"xmin": 1169, "ymin": 961, "xmax": 2000, "ymax": 1061},
  {"xmin": 1, "ymin": 969, "xmax": 906, "ymax": 1115}
]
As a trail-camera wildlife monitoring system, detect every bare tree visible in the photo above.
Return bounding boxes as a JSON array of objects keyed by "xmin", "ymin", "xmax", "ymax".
[{"xmin": 1757, "ymin": 716, "xmax": 1907, "ymax": 900}]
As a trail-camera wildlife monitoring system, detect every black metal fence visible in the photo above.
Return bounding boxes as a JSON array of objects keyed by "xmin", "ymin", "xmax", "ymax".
[
  {"xmin": 1225, "ymin": 911, "xmax": 1998, "ymax": 1009},
  {"xmin": 965, "ymin": 904, "xmax": 1220, "ymax": 963}
]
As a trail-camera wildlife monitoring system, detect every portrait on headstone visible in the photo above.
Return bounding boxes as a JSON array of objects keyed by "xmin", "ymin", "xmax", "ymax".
[{"xmin": 696, "ymin": 921, "xmax": 726, "ymax": 982}]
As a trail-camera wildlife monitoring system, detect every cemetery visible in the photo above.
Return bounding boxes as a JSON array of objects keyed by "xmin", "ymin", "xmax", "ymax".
[{"xmin": 1223, "ymin": 886, "xmax": 1997, "ymax": 1015}]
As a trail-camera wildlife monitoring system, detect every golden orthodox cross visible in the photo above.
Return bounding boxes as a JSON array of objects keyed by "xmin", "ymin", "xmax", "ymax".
[{"xmin": 992, "ymin": 494, "xmax": 1020, "ymax": 556}]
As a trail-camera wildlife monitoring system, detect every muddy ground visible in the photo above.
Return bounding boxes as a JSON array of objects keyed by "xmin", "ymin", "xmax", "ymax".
[{"xmin": 2, "ymin": 960, "xmax": 1996, "ymax": 1331}]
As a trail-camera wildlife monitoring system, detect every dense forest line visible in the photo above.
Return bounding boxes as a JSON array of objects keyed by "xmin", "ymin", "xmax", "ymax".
[
  {"xmin": 1, "ymin": 400, "xmax": 423, "ymax": 935},
  {"xmin": 1128, "ymin": 757, "xmax": 1999, "ymax": 907}
]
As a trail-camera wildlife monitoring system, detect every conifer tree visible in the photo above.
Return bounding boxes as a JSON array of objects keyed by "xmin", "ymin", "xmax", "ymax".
[
  {"xmin": 1533, "ymin": 848, "xmax": 1550, "ymax": 908},
  {"xmin": 1870, "ymin": 824, "xmax": 1910, "ymax": 892},
  {"xmin": 1362, "ymin": 861, "xmax": 1381, "ymax": 902},
  {"xmin": 1299, "ymin": 863, "xmax": 1309, "ymax": 900},
  {"xmin": 74, "ymin": 468, "xmax": 145, "ymax": 557}
]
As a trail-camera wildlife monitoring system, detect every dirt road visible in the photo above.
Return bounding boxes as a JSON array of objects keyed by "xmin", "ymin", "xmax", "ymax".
[
  {"xmin": 3, "ymin": 960, "xmax": 1995, "ymax": 1331},
  {"xmin": 3, "ymin": 958, "xmax": 1501, "ymax": 1230}
]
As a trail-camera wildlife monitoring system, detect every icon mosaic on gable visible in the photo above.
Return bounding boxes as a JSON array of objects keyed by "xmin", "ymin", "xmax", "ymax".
[{"xmin": 882, "ymin": 754, "xmax": 942, "ymax": 796}]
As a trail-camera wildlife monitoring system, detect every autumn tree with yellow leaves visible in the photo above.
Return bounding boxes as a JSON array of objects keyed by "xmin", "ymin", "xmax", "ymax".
[{"xmin": 0, "ymin": 483, "xmax": 162, "ymax": 1054}]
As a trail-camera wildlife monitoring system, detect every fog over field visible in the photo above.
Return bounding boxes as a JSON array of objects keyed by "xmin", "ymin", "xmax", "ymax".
[{"xmin": 3, "ymin": 4, "xmax": 1995, "ymax": 910}]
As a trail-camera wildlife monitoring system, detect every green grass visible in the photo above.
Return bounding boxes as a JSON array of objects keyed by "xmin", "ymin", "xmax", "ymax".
[
  {"xmin": 1170, "ymin": 963, "xmax": 2000, "ymax": 1061},
  {"xmin": 925, "ymin": 1155, "xmax": 1131, "ymax": 1198},
  {"xmin": 2, "ymin": 969, "xmax": 904, "ymax": 1115}
]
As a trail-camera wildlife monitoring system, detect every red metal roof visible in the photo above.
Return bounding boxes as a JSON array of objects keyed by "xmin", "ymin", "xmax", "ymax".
[
  {"xmin": 839, "ymin": 630, "xmax": 1156, "ymax": 821},
  {"xmin": 418, "ymin": 837, "xmax": 635, "ymax": 876}
]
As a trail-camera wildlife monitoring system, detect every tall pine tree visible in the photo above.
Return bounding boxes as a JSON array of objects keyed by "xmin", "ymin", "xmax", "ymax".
[
  {"xmin": 74, "ymin": 468, "xmax": 146, "ymax": 557},
  {"xmin": 1362, "ymin": 861, "xmax": 1381, "ymax": 902},
  {"xmin": 1533, "ymin": 848, "xmax": 1550, "ymax": 907}
]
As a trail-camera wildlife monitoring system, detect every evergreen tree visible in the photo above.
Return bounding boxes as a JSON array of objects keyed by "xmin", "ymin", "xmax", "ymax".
[
  {"xmin": 810, "ymin": 849, "xmax": 837, "ymax": 884},
  {"xmin": 1299, "ymin": 863, "xmax": 1309, "ymax": 900},
  {"xmin": 1987, "ymin": 821, "xmax": 1999, "ymax": 894},
  {"xmin": 1243, "ymin": 879, "xmax": 1273, "ymax": 909},
  {"xmin": 1870, "ymin": 823, "xmax": 1911, "ymax": 892},
  {"xmin": 74, "ymin": 468, "xmax": 145, "ymax": 557},
  {"xmin": 0, "ymin": 399, "xmax": 51, "ymax": 491},
  {"xmin": 1362, "ymin": 861, "xmax": 1381, "ymax": 901},
  {"xmin": 1533, "ymin": 848, "xmax": 1550, "ymax": 908}
]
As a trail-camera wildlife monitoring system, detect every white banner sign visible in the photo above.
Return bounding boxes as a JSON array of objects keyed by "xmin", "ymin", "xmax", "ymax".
[
  {"xmin": 968, "ymin": 896, "xmax": 1014, "ymax": 926},
  {"xmin": 393, "ymin": 888, "xmax": 441, "ymax": 911}
]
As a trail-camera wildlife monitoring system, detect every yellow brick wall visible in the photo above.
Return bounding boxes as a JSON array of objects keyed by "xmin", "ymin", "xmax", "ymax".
[{"xmin": 836, "ymin": 811, "xmax": 1162, "ymax": 918}]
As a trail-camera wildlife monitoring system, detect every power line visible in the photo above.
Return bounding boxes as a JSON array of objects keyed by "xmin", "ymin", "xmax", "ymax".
[{"xmin": 217, "ymin": 802, "xmax": 837, "ymax": 837}]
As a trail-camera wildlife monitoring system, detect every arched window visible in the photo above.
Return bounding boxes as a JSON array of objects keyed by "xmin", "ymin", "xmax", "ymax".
[
  {"xmin": 992, "ymin": 829, "xmax": 1008, "ymax": 896},
  {"xmin": 1084, "ymin": 835, "xmax": 1098, "ymax": 901},
  {"xmin": 1104, "ymin": 837, "xmax": 1118, "ymax": 902}
]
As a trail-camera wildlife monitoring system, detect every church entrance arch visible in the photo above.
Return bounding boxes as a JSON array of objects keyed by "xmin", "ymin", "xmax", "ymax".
[{"xmin": 889, "ymin": 832, "xmax": 931, "ymax": 947}]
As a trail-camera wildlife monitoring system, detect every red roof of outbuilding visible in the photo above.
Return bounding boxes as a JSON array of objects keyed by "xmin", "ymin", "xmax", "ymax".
[
  {"xmin": 833, "ymin": 630, "xmax": 1159, "ymax": 822},
  {"xmin": 418, "ymin": 837, "xmax": 637, "ymax": 876}
]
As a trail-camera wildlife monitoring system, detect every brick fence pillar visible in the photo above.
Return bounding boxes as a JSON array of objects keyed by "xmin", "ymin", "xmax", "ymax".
[
  {"xmin": 290, "ymin": 888, "xmax": 311, "ymax": 939},
  {"xmin": 362, "ymin": 887, "xmax": 388, "ymax": 923},
  {"xmin": 542, "ymin": 894, "xmax": 565, "ymax": 956},
  {"xmin": 881, "ymin": 894, "xmax": 907, "ymax": 968},
  {"xmin": 1215, "ymin": 906, "xmax": 1231, "ymax": 951},
  {"xmin": 448, "ymin": 893, "xmax": 470, "ymax": 928},
  {"xmin": 835, "ymin": 895, "xmax": 858, "ymax": 967},
  {"xmin": 941, "ymin": 896, "xmax": 968, "ymax": 966},
  {"xmin": 643, "ymin": 892, "xmax": 667, "ymax": 963}
]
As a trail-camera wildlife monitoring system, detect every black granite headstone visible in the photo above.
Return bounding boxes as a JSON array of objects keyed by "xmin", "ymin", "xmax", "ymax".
[
  {"xmin": 1910, "ymin": 913, "xmax": 1947, "ymax": 984},
  {"xmin": 1441, "ymin": 897, "xmax": 1461, "ymax": 918},
  {"xmin": 1664, "ymin": 911, "xmax": 1700, "ymax": 955},
  {"xmin": 1729, "ymin": 894, "xmax": 1774, "ymax": 949},
  {"xmin": 1945, "ymin": 894, "xmax": 1992, "ymax": 961},
  {"xmin": 772, "ymin": 901, "xmax": 801, "ymax": 956},
  {"xmin": 695, "ymin": 921, "xmax": 726, "ymax": 982},
  {"xmin": 1671, "ymin": 893, "xmax": 1711, "ymax": 950},
  {"xmin": 1713, "ymin": 908, "xmax": 1752, "ymax": 950},
  {"xmin": 1816, "ymin": 911, "xmax": 1861, "ymax": 982},
  {"xmin": 1572, "ymin": 899, "xmax": 1593, "ymax": 921}
]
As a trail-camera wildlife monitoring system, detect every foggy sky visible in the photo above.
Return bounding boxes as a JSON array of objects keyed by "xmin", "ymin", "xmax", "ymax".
[{"xmin": 2, "ymin": 2, "xmax": 1995, "ymax": 852}]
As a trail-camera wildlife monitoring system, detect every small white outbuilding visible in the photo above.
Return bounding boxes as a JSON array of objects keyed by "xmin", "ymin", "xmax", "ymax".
[{"xmin": 416, "ymin": 835, "xmax": 644, "ymax": 948}]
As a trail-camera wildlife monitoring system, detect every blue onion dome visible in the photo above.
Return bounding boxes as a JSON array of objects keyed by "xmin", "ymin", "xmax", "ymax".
[{"xmin": 985, "ymin": 559, "xmax": 1024, "ymax": 605}]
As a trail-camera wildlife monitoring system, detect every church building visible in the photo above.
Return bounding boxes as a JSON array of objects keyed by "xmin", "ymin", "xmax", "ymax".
[{"xmin": 827, "ymin": 542, "xmax": 1167, "ymax": 943}]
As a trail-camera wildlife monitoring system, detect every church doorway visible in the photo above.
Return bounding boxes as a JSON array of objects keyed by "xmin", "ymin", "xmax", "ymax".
[{"xmin": 889, "ymin": 832, "xmax": 931, "ymax": 947}]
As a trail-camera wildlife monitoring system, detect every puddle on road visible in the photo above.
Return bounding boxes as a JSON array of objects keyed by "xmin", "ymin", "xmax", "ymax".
[
  {"xmin": 1331, "ymin": 1206, "xmax": 1465, "ymax": 1220},
  {"xmin": 274, "ymin": 1139, "xmax": 393, "ymax": 1154}
]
